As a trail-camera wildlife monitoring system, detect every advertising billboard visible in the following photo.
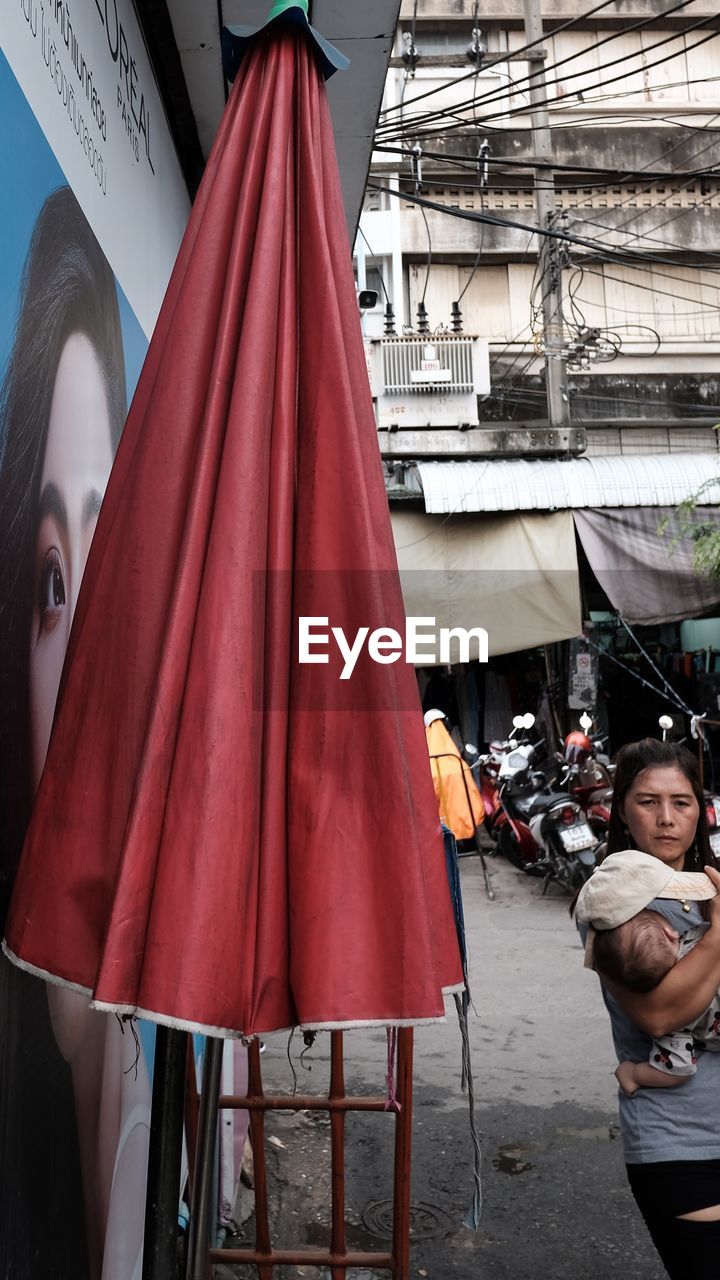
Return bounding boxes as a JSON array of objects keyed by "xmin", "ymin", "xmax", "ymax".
[{"xmin": 0, "ymin": 2, "xmax": 190, "ymax": 1276}]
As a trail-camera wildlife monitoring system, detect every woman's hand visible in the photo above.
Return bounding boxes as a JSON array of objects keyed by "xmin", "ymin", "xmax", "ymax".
[{"xmin": 704, "ymin": 867, "xmax": 720, "ymax": 929}]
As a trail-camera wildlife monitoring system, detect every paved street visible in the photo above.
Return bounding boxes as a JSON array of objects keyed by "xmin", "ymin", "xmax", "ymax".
[{"xmin": 219, "ymin": 853, "xmax": 664, "ymax": 1279}]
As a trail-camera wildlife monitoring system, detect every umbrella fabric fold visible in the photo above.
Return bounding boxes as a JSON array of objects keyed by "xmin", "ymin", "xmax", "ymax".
[{"xmin": 4, "ymin": 27, "xmax": 463, "ymax": 1037}]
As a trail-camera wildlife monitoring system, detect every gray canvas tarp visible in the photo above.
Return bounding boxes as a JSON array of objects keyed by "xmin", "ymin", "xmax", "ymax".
[{"xmin": 574, "ymin": 506, "xmax": 720, "ymax": 625}]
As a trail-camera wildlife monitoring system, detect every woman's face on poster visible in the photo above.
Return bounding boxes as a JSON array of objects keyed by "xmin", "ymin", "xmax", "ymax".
[{"xmin": 29, "ymin": 332, "xmax": 113, "ymax": 789}]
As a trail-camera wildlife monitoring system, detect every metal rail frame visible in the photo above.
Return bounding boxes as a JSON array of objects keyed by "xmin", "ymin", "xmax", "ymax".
[{"xmin": 186, "ymin": 1028, "xmax": 414, "ymax": 1279}]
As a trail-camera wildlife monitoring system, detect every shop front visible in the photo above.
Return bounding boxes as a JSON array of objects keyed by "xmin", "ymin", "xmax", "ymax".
[{"xmin": 392, "ymin": 455, "xmax": 720, "ymax": 776}]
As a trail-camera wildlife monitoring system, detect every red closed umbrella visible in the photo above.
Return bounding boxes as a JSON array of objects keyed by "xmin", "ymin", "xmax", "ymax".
[{"xmin": 4, "ymin": 6, "xmax": 462, "ymax": 1036}]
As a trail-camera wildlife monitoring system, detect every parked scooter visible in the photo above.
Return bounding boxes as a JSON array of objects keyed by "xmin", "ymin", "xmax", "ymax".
[
  {"xmin": 472, "ymin": 713, "xmax": 535, "ymax": 828},
  {"xmin": 560, "ymin": 716, "xmax": 613, "ymax": 857},
  {"xmin": 491, "ymin": 715, "xmax": 600, "ymax": 891},
  {"xmin": 473, "ymin": 748, "xmax": 503, "ymax": 826}
]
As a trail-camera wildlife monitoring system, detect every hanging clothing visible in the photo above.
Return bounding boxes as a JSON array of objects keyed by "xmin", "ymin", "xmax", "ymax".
[
  {"xmin": 454, "ymin": 666, "xmax": 481, "ymax": 753},
  {"xmin": 483, "ymin": 671, "xmax": 512, "ymax": 745}
]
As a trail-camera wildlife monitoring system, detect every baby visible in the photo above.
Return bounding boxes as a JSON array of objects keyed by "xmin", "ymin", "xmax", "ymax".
[
  {"xmin": 592, "ymin": 908, "xmax": 715, "ymax": 1094},
  {"xmin": 574, "ymin": 849, "xmax": 718, "ymax": 1097}
]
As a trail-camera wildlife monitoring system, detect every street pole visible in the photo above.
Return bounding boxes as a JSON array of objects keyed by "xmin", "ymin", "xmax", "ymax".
[
  {"xmin": 523, "ymin": 0, "xmax": 569, "ymax": 429},
  {"xmin": 142, "ymin": 1026, "xmax": 188, "ymax": 1280}
]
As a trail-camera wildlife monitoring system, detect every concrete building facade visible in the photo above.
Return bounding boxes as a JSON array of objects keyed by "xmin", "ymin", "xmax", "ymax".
[{"xmin": 357, "ymin": 0, "xmax": 720, "ymax": 459}]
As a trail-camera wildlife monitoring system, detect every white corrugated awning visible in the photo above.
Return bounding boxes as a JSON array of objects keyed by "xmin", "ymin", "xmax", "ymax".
[{"xmin": 415, "ymin": 454, "xmax": 720, "ymax": 514}]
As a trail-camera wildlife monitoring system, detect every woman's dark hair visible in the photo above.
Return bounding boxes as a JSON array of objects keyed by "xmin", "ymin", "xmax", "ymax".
[
  {"xmin": 0, "ymin": 189, "xmax": 126, "ymax": 1278},
  {"xmin": 0, "ymin": 186, "xmax": 126, "ymax": 906},
  {"xmin": 607, "ymin": 738, "xmax": 716, "ymax": 871}
]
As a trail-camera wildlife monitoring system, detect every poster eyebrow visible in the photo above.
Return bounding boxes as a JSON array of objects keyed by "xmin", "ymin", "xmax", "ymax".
[
  {"xmin": 37, "ymin": 482, "xmax": 68, "ymax": 532},
  {"xmin": 82, "ymin": 488, "xmax": 103, "ymax": 527}
]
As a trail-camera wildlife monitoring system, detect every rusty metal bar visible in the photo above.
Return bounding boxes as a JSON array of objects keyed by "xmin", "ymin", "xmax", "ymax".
[
  {"xmin": 199, "ymin": 1030, "xmax": 415, "ymax": 1278},
  {"xmin": 392, "ymin": 1029, "xmax": 414, "ymax": 1280},
  {"xmin": 218, "ymin": 1093, "xmax": 387, "ymax": 1112},
  {"xmin": 329, "ymin": 1031, "xmax": 347, "ymax": 1279},
  {"xmin": 247, "ymin": 1039, "xmax": 274, "ymax": 1280},
  {"xmin": 208, "ymin": 1247, "xmax": 394, "ymax": 1268}
]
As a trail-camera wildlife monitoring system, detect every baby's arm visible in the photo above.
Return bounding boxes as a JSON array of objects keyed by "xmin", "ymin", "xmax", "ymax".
[
  {"xmin": 616, "ymin": 1030, "xmax": 698, "ymax": 1095},
  {"xmin": 615, "ymin": 1060, "xmax": 686, "ymax": 1096}
]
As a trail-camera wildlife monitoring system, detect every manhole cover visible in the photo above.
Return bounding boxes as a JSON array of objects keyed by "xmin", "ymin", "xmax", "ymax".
[{"xmin": 362, "ymin": 1199, "xmax": 454, "ymax": 1241}]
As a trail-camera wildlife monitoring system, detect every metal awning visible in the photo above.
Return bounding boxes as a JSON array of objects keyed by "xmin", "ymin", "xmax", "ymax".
[{"xmin": 414, "ymin": 454, "xmax": 720, "ymax": 515}]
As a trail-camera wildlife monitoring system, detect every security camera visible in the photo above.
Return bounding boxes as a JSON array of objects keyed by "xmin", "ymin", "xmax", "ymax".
[{"xmin": 358, "ymin": 289, "xmax": 379, "ymax": 311}]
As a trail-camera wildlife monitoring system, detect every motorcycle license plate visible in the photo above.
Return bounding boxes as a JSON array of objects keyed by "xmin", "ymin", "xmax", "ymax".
[
  {"xmin": 711, "ymin": 830, "xmax": 720, "ymax": 857},
  {"xmin": 560, "ymin": 823, "xmax": 595, "ymax": 852},
  {"xmin": 713, "ymin": 799, "xmax": 720, "ymax": 825}
]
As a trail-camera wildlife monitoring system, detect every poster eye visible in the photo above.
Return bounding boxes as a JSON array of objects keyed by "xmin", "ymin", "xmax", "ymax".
[{"xmin": 38, "ymin": 548, "xmax": 66, "ymax": 628}]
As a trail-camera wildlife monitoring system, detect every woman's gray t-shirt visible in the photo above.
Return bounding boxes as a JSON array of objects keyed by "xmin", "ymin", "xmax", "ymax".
[{"xmin": 592, "ymin": 899, "xmax": 720, "ymax": 1164}]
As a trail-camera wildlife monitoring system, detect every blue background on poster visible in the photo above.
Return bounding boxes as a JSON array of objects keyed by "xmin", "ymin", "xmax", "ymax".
[{"xmin": 0, "ymin": 49, "xmax": 147, "ymax": 409}]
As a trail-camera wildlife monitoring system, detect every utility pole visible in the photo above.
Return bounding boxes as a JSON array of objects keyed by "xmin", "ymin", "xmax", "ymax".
[{"xmin": 523, "ymin": 0, "xmax": 570, "ymax": 428}]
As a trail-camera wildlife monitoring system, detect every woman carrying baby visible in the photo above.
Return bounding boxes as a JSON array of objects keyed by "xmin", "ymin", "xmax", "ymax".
[{"xmin": 576, "ymin": 737, "xmax": 720, "ymax": 1279}]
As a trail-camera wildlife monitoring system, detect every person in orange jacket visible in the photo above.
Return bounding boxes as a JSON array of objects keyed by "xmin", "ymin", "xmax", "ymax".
[{"xmin": 424, "ymin": 709, "xmax": 484, "ymax": 841}]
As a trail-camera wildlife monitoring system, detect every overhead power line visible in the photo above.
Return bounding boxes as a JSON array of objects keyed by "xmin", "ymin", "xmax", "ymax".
[
  {"xmin": 569, "ymin": 211, "xmax": 720, "ymax": 271},
  {"xmin": 572, "ymin": 263, "xmax": 720, "ymax": 311},
  {"xmin": 378, "ymin": 0, "xmax": 623, "ymax": 121},
  {"xmin": 372, "ymin": 111, "xmax": 720, "ymax": 270},
  {"xmin": 368, "ymin": 181, "xmax": 720, "ymax": 272},
  {"xmin": 381, "ymin": 76, "xmax": 720, "ymax": 143},
  {"xmin": 376, "ymin": 158, "xmax": 720, "ymax": 218},
  {"xmin": 373, "ymin": 142, "xmax": 720, "ymax": 186},
  {"xmin": 376, "ymin": 0, "xmax": 703, "ymax": 136},
  {"xmin": 461, "ymin": 110, "xmax": 720, "ymax": 138},
  {"xmin": 378, "ymin": 24, "xmax": 720, "ymax": 143},
  {"xmin": 368, "ymin": 1, "xmax": 720, "ymax": 420}
]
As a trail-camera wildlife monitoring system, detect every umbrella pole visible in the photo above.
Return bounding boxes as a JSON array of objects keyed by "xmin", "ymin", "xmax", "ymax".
[
  {"xmin": 142, "ymin": 1026, "xmax": 188, "ymax": 1280},
  {"xmin": 392, "ymin": 1028, "xmax": 414, "ymax": 1280},
  {"xmin": 186, "ymin": 1036, "xmax": 224, "ymax": 1280}
]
